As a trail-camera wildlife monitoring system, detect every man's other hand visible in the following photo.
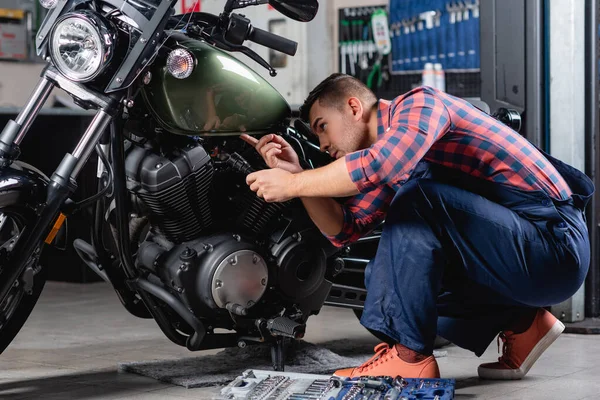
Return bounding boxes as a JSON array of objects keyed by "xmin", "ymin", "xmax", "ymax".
[
  {"xmin": 240, "ymin": 133, "xmax": 303, "ymax": 174},
  {"xmin": 246, "ymin": 168, "xmax": 296, "ymax": 203}
]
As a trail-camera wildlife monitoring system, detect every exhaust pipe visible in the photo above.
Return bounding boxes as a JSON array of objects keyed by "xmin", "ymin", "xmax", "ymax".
[
  {"xmin": 73, "ymin": 238, "xmax": 110, "ymax": 283},
  {"xmin": 130, "ymin": 278, "xmax": 207, "ymax": 351}
]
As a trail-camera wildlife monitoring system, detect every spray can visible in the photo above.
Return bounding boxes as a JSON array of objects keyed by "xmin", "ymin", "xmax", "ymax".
[
  {"xmin": 434, "ymin": 63, "xmax": 446, "ymax": 92},
  {"xmin": 422, "ymin": 62, "xmax": 435, "ymax": 88}
]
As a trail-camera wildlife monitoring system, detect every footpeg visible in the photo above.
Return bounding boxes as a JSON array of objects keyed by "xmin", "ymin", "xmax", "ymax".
[{"xmin": 266, "ymin": 317, "xmax": 305, "ymax": 339}]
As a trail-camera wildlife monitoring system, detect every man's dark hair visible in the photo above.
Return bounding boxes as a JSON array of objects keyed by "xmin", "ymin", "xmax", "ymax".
[{"xmin": 299, "ymin": 73, "xmax": 377, "ymax": 123}]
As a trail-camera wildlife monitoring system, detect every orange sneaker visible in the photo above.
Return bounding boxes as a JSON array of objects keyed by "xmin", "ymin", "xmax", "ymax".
[
  {"xmin": 478, "ymin": 308, "xmax": 565, "ymax": 380},
  {"xmin": 334, "ymin": 343, "xmax": 440, "ymax": 379}
]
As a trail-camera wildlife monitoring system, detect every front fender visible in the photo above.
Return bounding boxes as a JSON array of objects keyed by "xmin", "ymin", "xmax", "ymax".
[{"xmin": 0, "ymin": 161, "xmax": 49, "ymax": 209}]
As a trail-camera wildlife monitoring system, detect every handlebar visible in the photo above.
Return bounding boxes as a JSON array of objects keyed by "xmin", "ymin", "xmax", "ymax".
[
  {"xmin": 248, "ymin": 26, "xmax": 298, "ymax": 56},
  {"xmin": 171, "ymin": 11, "xmax": 299, "ymax": 76},
  {"xmin": 226, "ymin": 13, "xmax": 298, "ymax": 56}
]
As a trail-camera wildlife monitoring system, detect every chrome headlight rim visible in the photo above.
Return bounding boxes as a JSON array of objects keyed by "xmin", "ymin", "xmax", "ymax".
[{"xmin": 49, "ymin": 11, "xmax": 116, "ymax": 83}]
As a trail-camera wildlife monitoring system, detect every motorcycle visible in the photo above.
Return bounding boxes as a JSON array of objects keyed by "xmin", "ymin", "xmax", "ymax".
[
  {"xmin": 0, "ymin": 0, "xmax": 523, "ymax": 372},
  {"xmin": 0, "ymin": 0, "xmax": 382, "ymax": 371}
]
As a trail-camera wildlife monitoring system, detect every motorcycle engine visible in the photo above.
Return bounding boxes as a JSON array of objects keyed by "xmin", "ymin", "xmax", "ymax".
[
  {"xmin": 136, "ymin": 230, "xmax": 329, "ymax": 319},
  {"xmin": 138, "ymin": 233, "xmax": 270, "ymax": 317},
  {"xmin": 124, "ymin": 141, "xmax": 214, "ymax": 243},
  {"xmin": 125, "ymin": 139, "xmax": 332, "ymax": 325}
]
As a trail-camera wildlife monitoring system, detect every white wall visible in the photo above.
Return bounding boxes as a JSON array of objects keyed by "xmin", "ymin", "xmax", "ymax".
[
  {"xmin": 549, "ymin": 0, "xmax": 585, "ymax": 171},
  {"xmin": 548, "ymin": 0, "xmax": 586, "ymax": 322},
  {"xmin": 307, "ymin": 0, "xmax": 334, "ymax": 92},
  {"xmin": 0, "ymin": 61, "xmax": 60, "ymax": 108}
]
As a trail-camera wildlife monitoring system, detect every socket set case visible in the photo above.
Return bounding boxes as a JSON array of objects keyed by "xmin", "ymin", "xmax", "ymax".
[{"xmin": 220, "ymin": 369, "xmax": 455, "ymax": 400}]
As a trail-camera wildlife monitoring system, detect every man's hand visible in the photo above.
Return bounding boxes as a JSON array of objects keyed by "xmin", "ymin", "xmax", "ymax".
[
  {"xmin": 246, "ymin": 168, "xmax": 296, "ymax": 202},
  {"xmin": 246, "ymin": 157, "xmax": 359, "ymax": 202},
  {"xmin": 240, "ymin": 133, "xmax": 303, "ymax": 174}
]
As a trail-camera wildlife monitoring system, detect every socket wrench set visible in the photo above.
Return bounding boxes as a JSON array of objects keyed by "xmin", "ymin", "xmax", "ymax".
[{"xmin": 220, "ymin": 369, "xmax": 455, "ymax": 400}]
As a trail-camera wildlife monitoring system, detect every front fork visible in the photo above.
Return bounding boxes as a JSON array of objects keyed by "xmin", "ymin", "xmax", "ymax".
[{"xmin": 0, "ymin": 72, "xmax": 117, "ymax": 304}]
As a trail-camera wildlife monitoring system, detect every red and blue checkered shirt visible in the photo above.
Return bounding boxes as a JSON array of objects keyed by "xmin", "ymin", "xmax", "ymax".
[{"xmin": 325, "ymin": 86, "xmax": 572, "ymax": 247}]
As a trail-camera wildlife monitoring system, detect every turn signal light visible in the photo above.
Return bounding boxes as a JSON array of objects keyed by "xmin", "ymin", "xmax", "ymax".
[{"xmin": 167, "ymin": 49, "xmax": 195, "ymax": 79}]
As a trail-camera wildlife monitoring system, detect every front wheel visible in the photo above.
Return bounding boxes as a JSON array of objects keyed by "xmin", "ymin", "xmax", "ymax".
[{"xmin": 0, "ymin": 207, "xmax": 47, "ymax": 355}]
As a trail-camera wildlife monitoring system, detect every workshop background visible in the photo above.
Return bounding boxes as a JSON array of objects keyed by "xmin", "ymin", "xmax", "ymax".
[
  {"xmin": 0, "ymin": 0, "xmax": 599, "ymax": 399},
  {"xmin": 1, "ymin": 0, "xmax": 594, "ymax": 326}
]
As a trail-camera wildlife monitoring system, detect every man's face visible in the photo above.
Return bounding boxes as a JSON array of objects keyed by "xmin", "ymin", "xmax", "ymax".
[{"xmin": 308, "ymin": 98, "xmax": 368, "ymax": 159}]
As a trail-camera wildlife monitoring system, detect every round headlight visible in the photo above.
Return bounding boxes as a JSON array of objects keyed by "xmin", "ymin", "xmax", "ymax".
[{"xmin": 49, "ymin": 12, "xmax": 115, "ymax": 82}]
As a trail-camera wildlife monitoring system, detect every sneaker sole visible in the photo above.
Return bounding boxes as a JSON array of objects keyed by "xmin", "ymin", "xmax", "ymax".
[
  {"xmin": 478, "ymin": 319, "xmax": 565, "ymax": 380},
  {"xmin": 334, "ymin": 360, "xmax": 441, "ymax": 379}
]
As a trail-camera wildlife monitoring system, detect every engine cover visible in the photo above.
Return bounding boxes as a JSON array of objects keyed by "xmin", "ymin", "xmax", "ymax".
[
  {"xmin": 210, "ymin": 249, "xmax": 269, "ymax": 311},
  {"xmin": 147, "ymin": 234, "xmax": 269, "ymax": 316},
  {"xmin": 125, "ymin": 142, "xmax": 214, "ymax": 243},
  {"xmin": 271, "ymin": 233, "xmax": 327, "ymax": 301}
]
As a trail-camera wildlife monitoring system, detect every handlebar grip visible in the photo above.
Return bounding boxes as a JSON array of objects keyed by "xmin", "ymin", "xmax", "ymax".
[{"xmin": 248, "ymin": 27, "xmax": 298, "ymax": 56}]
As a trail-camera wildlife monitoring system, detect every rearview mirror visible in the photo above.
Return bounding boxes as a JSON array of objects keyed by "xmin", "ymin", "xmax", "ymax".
[{"xmin": 268, "ymin": 0, "xmax": 319, "ymax": 22}]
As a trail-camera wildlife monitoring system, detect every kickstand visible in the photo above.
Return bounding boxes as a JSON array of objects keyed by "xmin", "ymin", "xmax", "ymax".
[{"xmin": 270, "ymin": 338, "xmax": 289, "ymax": 371}]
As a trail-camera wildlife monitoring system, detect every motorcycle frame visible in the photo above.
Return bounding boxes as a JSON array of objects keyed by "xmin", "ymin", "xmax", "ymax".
[
  {"xmin": 0, "ymin": 68, "xmax": 117, "ymax": 304},
  {"xmin": 0, "ymin": 62, "xmax": 374, "ymax": 354},
  {"xmin": 0, "ymin": 0, "xmax": 375, "ymax": 360},
  {"xmin": 0, "ymin": 66, "xmax": 219, "ymax": 351}
]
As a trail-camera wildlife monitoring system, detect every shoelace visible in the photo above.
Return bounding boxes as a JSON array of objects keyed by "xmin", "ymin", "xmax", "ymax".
[
  {"xmin": 497, "ymin": 331, "xmax": 518, "ymax": 368},
  {"xmin": 357, "ymin": 343, "xmax": 392, "ymax": 372}
]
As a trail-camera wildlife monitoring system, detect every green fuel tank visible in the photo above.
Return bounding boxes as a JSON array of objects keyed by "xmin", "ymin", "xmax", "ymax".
[{"xmin": 142, "ymin": 33, "xmax": 291, "ymax": 136}]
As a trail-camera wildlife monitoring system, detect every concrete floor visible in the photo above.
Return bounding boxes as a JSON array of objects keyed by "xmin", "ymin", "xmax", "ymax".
[{"xmin": 1, "ymin": 282, "xmax": 600, "ymax": 399}]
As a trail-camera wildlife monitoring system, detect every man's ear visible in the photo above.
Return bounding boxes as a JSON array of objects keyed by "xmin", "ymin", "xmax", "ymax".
[{"xmin": 347, "ymin": 97, "xmax": 364, "ymax": 121}]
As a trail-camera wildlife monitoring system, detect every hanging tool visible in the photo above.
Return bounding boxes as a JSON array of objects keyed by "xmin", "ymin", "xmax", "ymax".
[
  {"xmin": 367, "ymin": 8, "xmax": 391, "ymax": 89},
  {"xmin": 465, "ymin": 0, "xmax": 480, "ymax": 69},
  {"xmin": 455, "ymin": 0, "xmax": 467, "ymax": 69},
  {"xmin": 446, "ymin": 1, "xmax": 459, "ymax": 69},
  {"xmin": 347, "ymin": 8, "xmax": 359, "ymax": 76},
  {"xmin": 401, "ymin": 18, "xmax": 412, "ymax": 70},
  {"xmin": 435, "ymin": 0, "xmax": 446, "ymax": 68},
  {"xmin": 340, "ymin": 8, "xmax": 351, "ymax": 74}
]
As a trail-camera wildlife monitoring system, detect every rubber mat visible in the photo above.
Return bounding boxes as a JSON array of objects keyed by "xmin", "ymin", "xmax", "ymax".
[{"xmin": 119, "ymin": 339, "xmax": 447, "ymax": 389}]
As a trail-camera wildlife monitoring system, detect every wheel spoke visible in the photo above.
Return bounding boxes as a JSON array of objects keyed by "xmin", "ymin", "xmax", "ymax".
[
  {"xmin": 0, "ymin": 233, "xmax": 20, "ymax": 252},
  {"xmin": 0, "ymin": 213, "xmax": 7, "ymax": 233}
]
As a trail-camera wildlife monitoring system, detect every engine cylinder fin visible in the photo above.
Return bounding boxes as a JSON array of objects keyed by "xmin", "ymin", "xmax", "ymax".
[
  {"xmin": 137, "ymin": 162, "xmax": 214, "ymax": 243},
  {"xmin": 237, "ymin": 192, "xmax": 286, "ymax": 235}
]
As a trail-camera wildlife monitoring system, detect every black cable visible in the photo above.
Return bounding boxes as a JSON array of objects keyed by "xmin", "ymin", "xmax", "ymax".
[
  {"xmin": 286, "ymin": 133, "xmax": 307, "ymax": 161},
  {"xmin": 110, "ymin": 120, "xmax": 138, "ymax": 279},
  {"xmin": 72, "ymin": 144, "xmax": 114, "ymax": 212}
]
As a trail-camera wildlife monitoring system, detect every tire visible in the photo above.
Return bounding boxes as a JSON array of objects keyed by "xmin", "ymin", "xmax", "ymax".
[
  {"xmin": 353, "ymin": 309, "xmax": 452, "ymax": 349},
  {"xmin": 0, "ymin": 206, "xmax": 47, "ymax": 355}
]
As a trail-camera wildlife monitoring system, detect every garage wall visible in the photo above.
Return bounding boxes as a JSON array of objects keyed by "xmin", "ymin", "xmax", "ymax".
[
  {"xmin": 0, "ymin": 62, "xmax": 60, "ymax": 108},
  {"xmin": 547, "ymin": 0, "xmax": 586, "ymax": 322},
  {"xmin": 549, "ymin": 0, "xmax": 586, "ymax": 172}
]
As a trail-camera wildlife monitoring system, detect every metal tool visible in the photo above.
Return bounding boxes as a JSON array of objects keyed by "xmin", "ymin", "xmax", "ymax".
[
  {"xmin": 383, "ymin": 387, "xmax": 401, "ymax": 400},
  {"xmin": 288, "ymin": 395, "xmax": 321, "ymax": 400},
  {"xmin": 342, "ymin": 385, "xmax": 363, "ymax": 400},
  {"xmin": 248, "ymin": 375, "xmax": 287, "ymax": 400}
]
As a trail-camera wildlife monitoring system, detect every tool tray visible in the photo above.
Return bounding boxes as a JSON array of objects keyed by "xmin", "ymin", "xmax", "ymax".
[{"xmin": 220, "ymin": 369, "xmax": 455, "ymax": 399}]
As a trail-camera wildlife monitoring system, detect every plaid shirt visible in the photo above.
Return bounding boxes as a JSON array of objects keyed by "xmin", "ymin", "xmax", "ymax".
[{"xmin": 326, "ymin": 86, "xmax": 572, "ymax": 247}]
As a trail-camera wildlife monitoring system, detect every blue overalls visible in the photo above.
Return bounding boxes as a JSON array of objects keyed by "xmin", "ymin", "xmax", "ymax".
[{"xmin": 360, "ymin": 149, "xmax": 594, "ymax": 356}]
